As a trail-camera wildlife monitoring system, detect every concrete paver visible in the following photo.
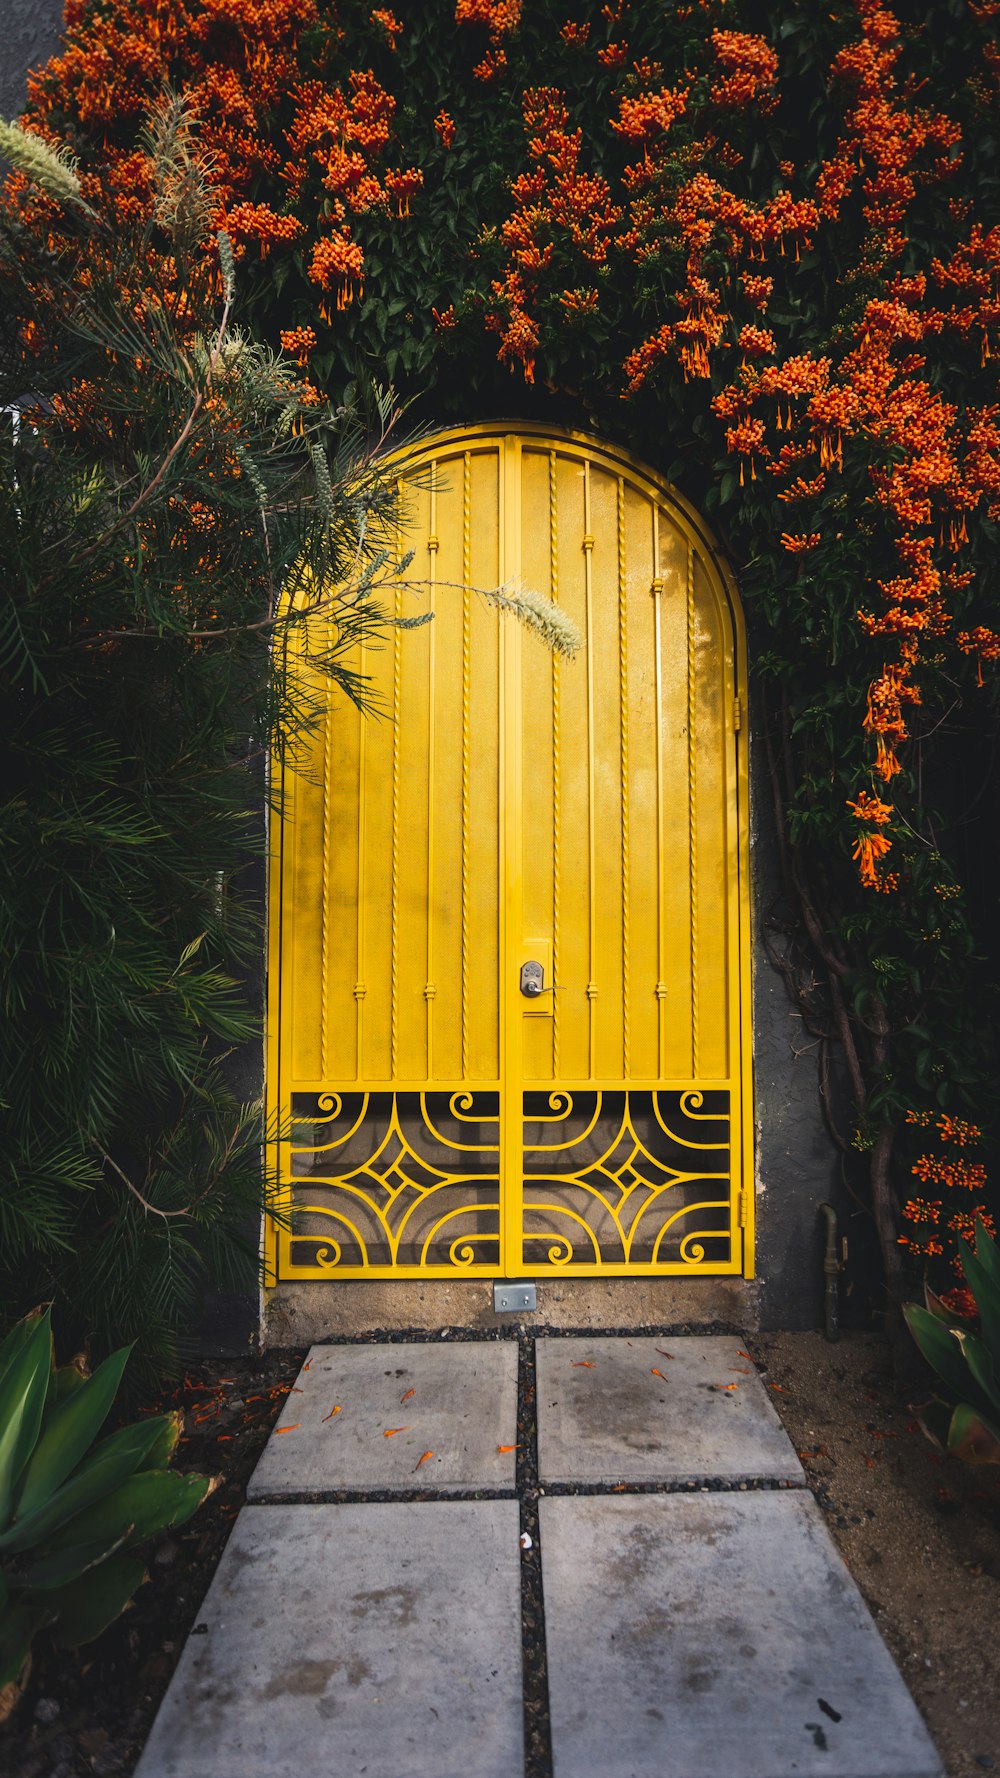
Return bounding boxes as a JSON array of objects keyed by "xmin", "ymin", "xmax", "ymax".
[
  {"xmin": 134, "ymin": 1500, "xmax": 524, "ymax": 1778},
  {"xmin": 247, "ymin": 1340, "xmax": 518, "ymax": 1498},
  {"xmin": 535, "ymin": 1334, "xmax": 804, "ymax": 1484},
  {"xmin": 540, "ymin": 1490, "xmax": 943, "ymax": 1778}
]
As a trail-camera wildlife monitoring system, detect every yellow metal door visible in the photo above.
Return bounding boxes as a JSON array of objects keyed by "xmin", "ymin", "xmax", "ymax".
[{"xmin": 266, "ymin": 427, "xmax": 752, "ymax": 1282}]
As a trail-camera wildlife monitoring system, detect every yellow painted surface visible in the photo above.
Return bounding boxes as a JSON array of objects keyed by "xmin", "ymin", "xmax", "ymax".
[{"xmin": 266, "ymin": 426, "xmax": 752, "ymax": 1280}]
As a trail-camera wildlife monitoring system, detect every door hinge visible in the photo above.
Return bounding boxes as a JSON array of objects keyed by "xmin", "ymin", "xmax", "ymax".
[
  {"xmin": 733, "ymin": 695, "xmax": 742, "ymax": 732},
  {"xmin": 737, "ymin": 1188, "xmax": 749, "ymax": 1228}
]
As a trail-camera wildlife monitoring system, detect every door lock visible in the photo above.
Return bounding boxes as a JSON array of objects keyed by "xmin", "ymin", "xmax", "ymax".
[
  {"xmin": 520, "ymin": 960, "xmax": 563, "ymax": 999},
  {"xmin": 520, "ymin": 959, "xmax": 545, "ymax": 998}
]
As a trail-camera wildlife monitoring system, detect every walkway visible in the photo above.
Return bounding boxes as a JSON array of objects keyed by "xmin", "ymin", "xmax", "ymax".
[{"xmin": 135, "ymin": 1335, "xmax": 943, "ymax": 1778}]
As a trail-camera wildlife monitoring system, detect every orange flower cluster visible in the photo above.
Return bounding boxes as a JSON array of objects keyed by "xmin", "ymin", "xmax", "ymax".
[
  {"xmin": 487, "ymin": 86, "xmax": 621, "ymax": 379},
  {"xmin": 912, "ymin": 1153, "xmax": 987, "ymax": 1193},
  {"xmin": 310, "ymin": 233, "xmax": 365, "ymax": 309},
  {"xmin": 434, "ymin": 111, "xmax": 456, "ymax": 148},
  {"xmin": 224, "ymin": 202, "xmax": 304, "ymax": 259},
  {"xmin": 455, "ymin": 0, "xmax": 521, "ymax": 35},
  {"xmin": 846, "ymin": 789, "xmax": 895, "ymax": 886},
  {"xmin": 279, "ymin": 325, "xmax": 317, "ymax": 363},
  {"xmin": 900, "ymin": 1112, "xmax": 993, "ymax": 1273},
  {"xmin": 708, "ymin": 30, "xmax": 778, "ymax": 111},
  {"xmin": 24, "ymin": 2, "xmax": 425, "ymax": 339},
  {"xmin": 370, "ymin": 8, "xmax": 403, "ymax": 49}
]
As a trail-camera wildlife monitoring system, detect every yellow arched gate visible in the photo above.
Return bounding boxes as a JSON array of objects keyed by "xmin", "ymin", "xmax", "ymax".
[{"xmin": 265, "ymin": 427, "xmax": 753, "ymax": 1282}]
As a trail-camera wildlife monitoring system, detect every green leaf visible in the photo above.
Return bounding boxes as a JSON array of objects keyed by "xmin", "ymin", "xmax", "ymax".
[
  {"xmin": 0, "ymin": 1309, "xmax": 47, "ymax": 1396},
  {"xmin": 0, "ymin": 1308, "xmax": 52, "ymax": 1532},
  {"xmin": 0, "ymin": 1602, "xmax": 42, "ymax": 1695},
  {"xmin": 914, "ymin": 1396, "xmax": 953, "ymax": 1452},
  {"xmin": 975, "ymin": 1222, "xmax": 1000, "ymax": 1297},
  {"xmin": 947, "ymin": 1401, "xmax": 1000, "ymax": 1465},
  {"xmin": 135, "ymin": 1411, "xmax": 183, "ymax": 1472},
  {"xmin": 960, "ymin": 1240, "xmax": 1000, "ymax": 1359},
  {"xmin": 13, "ymin": 1345, "xmax": 131, "ymax": 1522},
  {"xmin": 48, "ymin": 1552, "xmax": 148, "ymax": 1648},
  {"xmin": 0, "ymin": 1418, "xmax": 163, "ymax": 1554},
  {"xmin": 25, "ymin": 1527, "xmax": 133, "ymax": 1591},
  {"xmin": 43, "ymin": 1468, "xmax": 215, "ymax": 1557},
  {"xmin": 175, "ymin": 932, "xmax": 206, "ymax": 972},
  {"xmin": 903, "ymin": 1303, "xmax": 975, "ymax": 1401},
  {"xmin": 956, "ymin": 1329, "xmax": 1000, "ymax": 1418}
]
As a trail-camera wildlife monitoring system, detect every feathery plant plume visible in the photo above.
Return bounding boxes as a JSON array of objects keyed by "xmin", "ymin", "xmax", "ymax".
[
  {"xmin": 0, "ymin": 119, "xmax": 85, "ymax": 210},
  {"xmin": 483, "ymin": 584, "xmax": 582, "ymax": 658},
  {"xmin": 217, "ymin": 230, "xmax": 236, "ymax": 305},
  {"xmin": 143, "ymin": 89, "xmax": 216, "ymax": 252},
  {"xmin": 310, "ymin": 440, "xmax": 335, "ymax": 526}
]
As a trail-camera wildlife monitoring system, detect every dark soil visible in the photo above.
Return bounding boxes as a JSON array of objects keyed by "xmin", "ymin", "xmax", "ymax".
[{"xmin": 2, "ymin": 1326, "xmax": 998, "ymax": 1778}]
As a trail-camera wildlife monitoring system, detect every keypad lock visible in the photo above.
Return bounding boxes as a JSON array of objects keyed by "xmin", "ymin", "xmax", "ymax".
[{"xmin": 520, "ymin": 960, "xmax": 545, "ymax": 998}]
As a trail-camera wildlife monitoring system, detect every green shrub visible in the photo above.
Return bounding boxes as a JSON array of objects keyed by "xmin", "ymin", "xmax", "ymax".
[
  {"xmin": 904, "ymin": 1222, "xmax": 1000, "ymax": 1464},
  {"xmin": 0, "ymin": 1306, "xmax": 214, "ymax": 1719}
]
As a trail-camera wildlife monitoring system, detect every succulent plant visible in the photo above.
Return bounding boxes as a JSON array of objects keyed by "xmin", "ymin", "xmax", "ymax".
[
  {"xmin": 0, "ymin": 1307, "xmax": 216, "ymax": 1718},
  {"xmin": 904, "ymin": 1222, "xmax": 1000, "ymax": 1464}
]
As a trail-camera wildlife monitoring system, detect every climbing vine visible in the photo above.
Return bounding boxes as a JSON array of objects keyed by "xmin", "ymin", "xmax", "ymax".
[{"xmin": 15, "ymin": 0, "xmax": 1000, "ymax": 1308}]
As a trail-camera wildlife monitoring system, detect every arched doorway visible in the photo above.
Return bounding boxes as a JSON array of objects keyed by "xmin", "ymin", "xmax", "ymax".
[{"xmin": 265, "ymin": 426, "xmax": 752, "ymax": 1282}]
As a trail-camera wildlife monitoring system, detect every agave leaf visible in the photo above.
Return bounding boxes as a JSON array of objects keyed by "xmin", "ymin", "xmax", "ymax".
[
  {"xmin": 903, "ymin": 1303, "xmax": 975, "ymax": 1403},
  {"xmin": 0, "ymin": 1418, "xmax": 162, "ymax": 1554},
  {"xmin": 960, "ymin": 1241, "xmax": 1000, "ymax": 1359},
  {"xmin": 48, "ymin": 1553, "xmax": 148, "ymax": 1649},
  {"xmin": 975, "ymin": 1222, "xmax": 1000, "ymax": 1295},
  {"xmin": 956, "ymin": 1329, "xmax": 1000, "ymax": 1418},
  {"xmin": 0, "ymin": 1602, "xmax": 41, "ymax": 1706},
  {"xmin": 947, "ymin": 1401, "xmax": 1000, "ymax": 1465},
  {"xmin": 13, "ymin": 1346, "xmax": 131, "ymax": 1523},
  {"xmin": 45, "ymin": 1355, "xmax": 90, "ymax": 1417},
  {"xmin": 0, "ymin": 1309, "xmax": 53, "ymax": 1531},
  {"xmin": 922, "ymin": 1283, "xmax": 954, "ymax": 1323},
  {"xmin": 914, "ymin": 1395, "xmax": 953, "ymax": 1452},
  {"xmin": 43, "ymin": 1469, "xmax": 215, "ymax": 1556},
  {"xmin": 25, "ymin": 1527, "xmax": 133, "ymax": 1591},
  {"xmin": 0, "ymin": 1309, "xmax": 47, "ymax": 1395},
  {"xmin": 135, "ymin": 1411, "xmax": 183, "ymax": 1472}
]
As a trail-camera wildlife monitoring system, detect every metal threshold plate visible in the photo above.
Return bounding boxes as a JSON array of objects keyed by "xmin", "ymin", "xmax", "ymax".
[{"xmin": 493, "ymin": 1281, "xmax": 537, "ymax": 1313}]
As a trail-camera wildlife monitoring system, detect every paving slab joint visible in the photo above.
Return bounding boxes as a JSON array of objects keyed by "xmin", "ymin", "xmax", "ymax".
[{"xmin": 517, "ymin": 1333, "xmax": 553, "ymax": 1778}]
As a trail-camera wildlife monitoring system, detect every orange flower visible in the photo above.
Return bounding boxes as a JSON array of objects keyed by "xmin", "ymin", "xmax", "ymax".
[
  {"xmin": 852, "ymin": 829, "xmax": 892, "ymax": 888},
  {"xmin": 370, "ymin": 8, "xmax": 403, "ymax": 49},
  {"xmin": 846, "ymin": 789, "xmax": 893, "ymax": 824},
  {"xmin": 434, "ymin": 110, "xmax": 456, "ymax": 149}
]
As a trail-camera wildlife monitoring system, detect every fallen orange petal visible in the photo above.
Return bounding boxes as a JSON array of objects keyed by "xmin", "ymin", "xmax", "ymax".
[
  {"xmin": 303, "ymin": 1361, "xmax": 311, "ymax": 1371},
  {"xmin": 769, "ymin": 1383, "xmax": 787, "ymax": 1393},
  {"xmin": 322, "ymin": 1405, "xmax": 342, "ymax": 1422},
  {"xmin": 730, "ymin": 1367, "xmax": 753, "ymax": 1375},
  {"xmin": 571, "ymin": 1360, "xmax": 596, "ymax": 1369},
  {"xmin": 274, "ymin": 1424, "xmax": 300, "ymax": 1435},
  {"xmin": 400, "ymin": 1388, "xmax": 416, "ymax": 1403},
  {"xmin": 737, "ymin": 1350, "xmax": 752, "ymax": 1360},
  {"xmin": 497, "ymin": 1444, "xmax": 517, "ymax": 1453},
  {"xmin": 655, "ymin": 1348, "xmax": 675, "ymax": 1360},
  {"xmin": 414, "ymin": 1451, "xmax": 433, "ymax": 1471},
  {"xmin": 651, "ymin": 1368, "xmax": 669, "ymax": 1381},
  {"xmin": 383, "ymin": 1426, "xmax": 410, "ymax": 1437}
]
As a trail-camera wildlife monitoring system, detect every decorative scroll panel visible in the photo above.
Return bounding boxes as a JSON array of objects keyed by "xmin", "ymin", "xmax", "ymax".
[
  {"xmin": 521, "ymin": 1088, "xmax": 731, "ymax": 1268},
  {"xmin": 285, "ymin": 1090, "xmax": 500, "ymax": 1272}
]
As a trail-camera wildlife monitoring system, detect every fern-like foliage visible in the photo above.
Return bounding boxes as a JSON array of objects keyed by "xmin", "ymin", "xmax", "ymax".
[{"xmin": 0, "ymin": 103, "xmax": 412, "ymax": 1387}]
